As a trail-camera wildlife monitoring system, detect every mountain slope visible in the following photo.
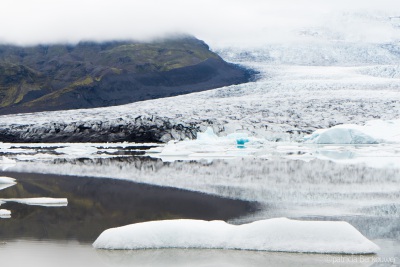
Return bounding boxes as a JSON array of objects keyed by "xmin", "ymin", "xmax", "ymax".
[{"xmin": 0, "ymin": 36, "xmax": 253, "ymax": 114}]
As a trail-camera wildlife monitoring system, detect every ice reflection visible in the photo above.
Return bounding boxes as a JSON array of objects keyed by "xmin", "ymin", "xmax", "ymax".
[
  {"xmin": 96, "ymin": 248, "xmax": 376, "ymax": 267},
  {"xmin": 0, "ymin": 172, "xmax": 252, "ymax": 241},
  {"xmin": 7, "ymin": 157, "xmax": 400, "ymax": 217},
  {"xmin": 1, "ymin": 152, "xmax": 399, "ymax": 260},
  {"xmin": 0, "ymin": 176, "xmax": 67, "ymax": 219},
  {"xmin": 0, "ymin": 240, "xmax": 379, "ymax": 267}
]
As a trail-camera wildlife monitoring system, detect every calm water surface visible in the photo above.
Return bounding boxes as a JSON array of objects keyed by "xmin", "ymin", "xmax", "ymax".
[{"xmin": 0, "ymin": 145, "xmax": 399, "ymax": 266}]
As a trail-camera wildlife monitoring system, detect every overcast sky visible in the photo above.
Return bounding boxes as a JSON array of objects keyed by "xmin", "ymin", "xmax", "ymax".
[{"xmin": 1, "ymin": 0, "xmax": 400, "ymax": 47}]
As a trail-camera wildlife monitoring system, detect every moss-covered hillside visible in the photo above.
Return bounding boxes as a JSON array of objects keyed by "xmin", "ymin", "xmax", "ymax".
[{"xmin": 0, "ymin": 36, "xmax": 252, "ymax": 114}]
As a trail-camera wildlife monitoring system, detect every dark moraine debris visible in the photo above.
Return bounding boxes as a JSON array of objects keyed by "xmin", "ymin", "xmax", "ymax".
[
  {"xmin": 0, "ymin": 114, "xmax": 221, "ymax": 143},
  {"xmin": 0, "ymin": 35, "xmax": 255, "ymax": 115}
]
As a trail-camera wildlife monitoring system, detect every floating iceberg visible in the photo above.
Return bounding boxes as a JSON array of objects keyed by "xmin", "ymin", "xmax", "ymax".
[
  {"xmin": 0, "ymin": 177, "xmax": 17, "ymax": 191},
  {"xmin": 93, "ymin": 218, "xmax": 379, "ymax": 254},
  {"xmin": 0, "ymin": 156, "xmax": 16, "ymax": 164},
  {"xmin": 0, "ymin": 156, "xmax": 16, "ymax": 170},
  {"xmin": 0, "ymin": 176, "xmax": 16, "ymax": 184},
  {"xmin": 55, "ymin": 145, "xmax": 98, "ymax": 156},
  {"xmin": 147, "ymin": 127, "xmax": 262, "ymax": 161},
  {"xmin": 305, "ymin": 128, "xmax": 378, "ymax": 144},
  {"xmin": 305, "ymin": 120, "xmax": 400, "ymax": 144},
  {"xmin": 0, "ymin": 209, "xmax": 11, "ymax": 218}
]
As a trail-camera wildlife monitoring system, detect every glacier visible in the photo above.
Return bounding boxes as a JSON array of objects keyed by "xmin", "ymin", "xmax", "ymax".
[
  {"xmin": 0, "ymin": 9, "xmax": 399, "ymax": 143},
  {"xmin": 93, "ymin": 218, "xmax": 379, "ymax": 254},
  {"xmin": 0, "ymin": 10, "xmax": 399, "ymax": 259},
  {"xmin": 0, "ymin": 46, "xmax": 399, "ymax": 143}
]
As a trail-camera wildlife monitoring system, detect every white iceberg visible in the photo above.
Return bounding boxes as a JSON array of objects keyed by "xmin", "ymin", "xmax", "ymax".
[
  {"xmin": 305, "ymin": 128, "xmax": 378, "ymax": 144},
  {"xmin": 1, "ymin": 197, "xmax": 68, "ymax": 207},
  {"xmin": 0, "ymin": 209, "xmax": 11, "ymax": 218},
  {"xmin": 0, "ymin": 176, "xmax": 16, "ymax": 191},
  {"xmin": 0, "ymin": 156, "xmax": 16, "ymax": 164},
  {"xmin": 0, "ymin": 156, "xmax": 16, "ymax": 170},
  {"xmin": 93, "ymin": 218, "xmax": 379, "ymax": 254},
  {"xmin": 147, "ymin": 127, "xmax": 263, "ymax": 161},
  {"xmin": 55, "ymin": 145, "xmax": 98, "ymax": 156},
  {"xmin": 0, "ymin": 176, "xmax": 16, "ymax": 184},
  {"xmin": 305, "ymin": 120, "xmax": 400, "ymax": 144}
]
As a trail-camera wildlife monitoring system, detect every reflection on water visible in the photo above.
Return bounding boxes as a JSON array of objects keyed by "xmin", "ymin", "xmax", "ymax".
[
  {"xmin": 96, "ymin": 248, "xmax": 378, "ymax": 267},
  {"xmin": 0, "ymin": 172, "xmax": 254, "ymax": 242},
  {"xmin": 0, "ymin": 240, "xmax": 378, "ymax": 267},
  {"xmin": 0, "ymin": 146, "xmax": 399, "ymax": 263},
  {"xmin": 7, "ymin": 157, "xmax": 400, "ymax": 218}
]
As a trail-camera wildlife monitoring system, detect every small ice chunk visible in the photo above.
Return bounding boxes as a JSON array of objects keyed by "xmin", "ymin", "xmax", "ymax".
[
  {"xmin": 93, "ymin": 218, "xmax": 379, "ymax": 254},
  {"xmin": 196, "ymin": 127, "xmax": 219, "ymax": 142},
  {"xmin": 2, "ymin": 197, "xmax": 68, "ymax": 207},
  {"xmin": 0, "ymin": 209, "xmax": 11, "ymax": 218},
  {"xmin": 55, "ymin": 145, "xmax": 98, "ymax": 156},
  {"xmin": 236, "ymin": 138, "xmax": 250, "ymax": 145},
  {"xmin": 0, "ymin": 177, "xmax": 16, "ymax": 184},
  {"xmin": 236, "ymin": 138, "xmax": 250, "ymax": 148},
  {"xmin": 0, "ymin": 156, "xmax": 16, "ymax": 164}
]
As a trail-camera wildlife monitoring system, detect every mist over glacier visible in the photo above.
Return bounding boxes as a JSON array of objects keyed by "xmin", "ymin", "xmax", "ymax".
[{"xmin": 1, "ymin": 0, "xmax": 400, "ymax": 47}]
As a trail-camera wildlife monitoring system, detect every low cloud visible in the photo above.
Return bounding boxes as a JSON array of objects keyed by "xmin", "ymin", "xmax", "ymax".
[{"xmin": 1, "ymin": 0, "xmax": 400, "ymax": 47}]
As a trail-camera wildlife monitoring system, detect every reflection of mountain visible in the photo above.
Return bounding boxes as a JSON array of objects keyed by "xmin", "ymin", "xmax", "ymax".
[
  {"xmin": 6, "ymin": 155, "xmax": 400, "ymax": 238},
  {"xmin": 0, "ymin": 172, "xmax": 254, "ymax": 242}
]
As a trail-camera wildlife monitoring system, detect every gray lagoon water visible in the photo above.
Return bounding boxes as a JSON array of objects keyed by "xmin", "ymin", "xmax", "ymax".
[{"xmin": 0, "ymin": 144, "xmax": 399, "ymax": 266}]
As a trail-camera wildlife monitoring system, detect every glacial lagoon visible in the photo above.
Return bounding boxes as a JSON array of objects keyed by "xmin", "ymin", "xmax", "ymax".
[{"xmin": 0, "ymin": 143, "xmax": 399, "ymax": 266}]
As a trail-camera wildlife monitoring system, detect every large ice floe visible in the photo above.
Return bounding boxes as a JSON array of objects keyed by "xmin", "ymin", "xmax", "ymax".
[{"xmin": 93, "ymin": 218, "xmax": 379, "ymax": 254}]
